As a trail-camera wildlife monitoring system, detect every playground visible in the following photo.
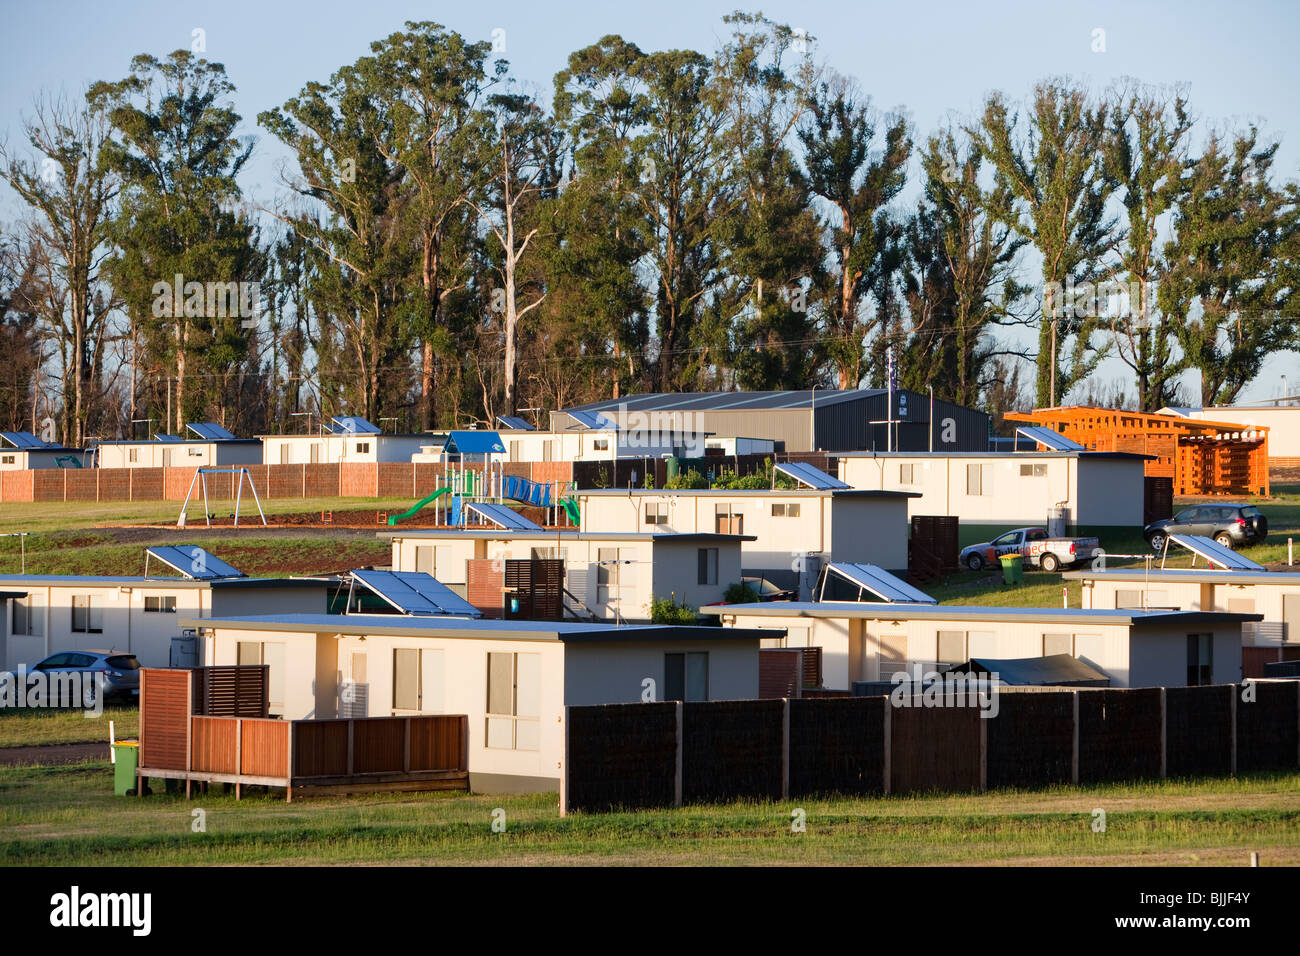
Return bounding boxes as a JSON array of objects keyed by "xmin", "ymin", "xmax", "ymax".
[{"xmin": 382, "ymin": 462, "xmax": 581, "ymax": 529}]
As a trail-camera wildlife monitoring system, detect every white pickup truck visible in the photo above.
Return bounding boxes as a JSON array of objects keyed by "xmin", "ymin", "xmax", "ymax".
[{"xmin": 960, "ymin": 527, "xmax": 1100, "ymax": 573}]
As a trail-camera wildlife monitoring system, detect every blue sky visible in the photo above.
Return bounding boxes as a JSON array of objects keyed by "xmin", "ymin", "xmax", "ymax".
[{"xmin": 2, "ymin": 0, "xmax": 1297, "ymax": 403}]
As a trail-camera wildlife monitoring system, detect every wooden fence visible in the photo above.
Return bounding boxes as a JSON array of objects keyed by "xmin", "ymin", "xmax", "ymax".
[
  {"xmin": 560, "ymin": 680, "xmax": 1300, "ymax": 814},
  {"xmin": 137, "ymin": 668, "xmax": 468, "ymax": 800}
]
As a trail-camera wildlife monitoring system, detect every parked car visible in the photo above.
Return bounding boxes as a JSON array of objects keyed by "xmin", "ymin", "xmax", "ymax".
[
  {"xmin": 740, "ymin": 576, "xmax": 797, "ymax": 602},
  {"xmin": 960, "ymin": 527, "xmax": 1101, "ymax": 573},
  {"xmin": 1144, "ymin": 504, "xmax": 1268, "ymax": 552},
  {"xmin": 30, "ymin": 650, "xmax": 140, "ymax": 704}
]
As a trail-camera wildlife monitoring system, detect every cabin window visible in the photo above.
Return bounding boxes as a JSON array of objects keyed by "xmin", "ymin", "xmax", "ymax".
[
  {"xmin": 355, "ymin": 441, "xmax": 370, "ymax": 454},
  {"xmin": 71, "ymin": 596, "xmax": 102, "ymax": 634},
  {"xmin": 235, "ymin": 642, "xmax": 285, "ymax": 714},
  {"xmin": 966, "ymin": 463, "xmax": 987, "ymax": 495},
  {"xmin": 127, "ymin": 448, "xmax": 138, "ymax": 463},
  {"xmin": 664, "ymin": 652, "xmax": 709, "ymax": 701},
  {"xmin": 644, "ymin": 502, "xmax": 669, "ymax": 525},
  {"xmin": 1187, "ymin": 634, "xmax": 1213, "ymax": 686},
  {"xmin": 714, "ymin": 504, "xmax": 743, "ymax": 535},
  {"xmin": 1019, "ymin": 463, "xmax": 1047, "ymax": 477},
  {"xmin": 414, "ymin": 546, "xmax": 434, "ymax": 575},
  {"xmin": 697, "ymin": 548, "xmax": 718, "ymax": 586},
  {"xmin": 188, "ymin": 447, "xmax": 202, "ymax": 457},
  {"xmin": 771, "ymin": 502, "xmax": 800, "ymax": 517},
  {"xmin": 310, "ymin": 443, "xmax": 321, "ymax": 463},
  {"xmin": 144, "ymin": 595, "xmax": 177, "ymax": 613},
  {"xmin": 593, "ymin": 438, "xmax": 609, "ymax": 451},
  {"xmin": 12, "ymin": 594, "xmax": 42, "ymax": 636},
  {"xmin": 937, "ymin": 631, "xmax": 966, "ymax": 666},
  {"xmin": 899, "ymin": 463, "xmax": 915, "ymax": 485},
  {"xmin": 393, "ymin": 648, "xmax": 421, "ymax": 711},
  {"xmin": 1042, "ymin": 634, "xmax": 1073, "ymax": 657},
  {"xmin": 1, "ymin": 454, "xmax": 14, "ymax": 464},
  {"xmin": 280, "ymin": 445, "xmax": 291, "ymax": 465},
  {"xmin": 486, "ymin": 652, "xmax": 540, "ymax": 750}
]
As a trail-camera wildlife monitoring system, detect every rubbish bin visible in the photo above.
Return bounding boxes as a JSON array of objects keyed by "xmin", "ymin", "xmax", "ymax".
[
  {"xmin": 113, "ymin": 741, "xmax": 139, "ymax": 796},
  {"xmin": 998, "ymin": 553, "xmax": 1024, "ymax": 585}
]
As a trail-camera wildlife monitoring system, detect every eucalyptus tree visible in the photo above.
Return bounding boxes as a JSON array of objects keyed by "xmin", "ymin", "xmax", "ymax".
[
  {"xmin": 799, "ymin": 75, "xmax": 911, "ymax": 389},
  {"xmin": 0, "ymin": 92, "xmax": 119, "ymax": 444},
  {"xmin": 1160, "ymin": 128, "xmax": 1298, "ymax": 405},
  {"xmin": 1102, "ymin": 84, "xmax": 1193, "ymax": 411},
  {"xmin": 91, "ymin": 51, "xmax": 261, "ymax": 432},
  {"xmin": 975, "ymin": 79, "xmax": 1119, "ymax": 407}
]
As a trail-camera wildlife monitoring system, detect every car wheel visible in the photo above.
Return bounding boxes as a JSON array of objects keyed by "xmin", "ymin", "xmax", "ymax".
[
  {"xmin": 966, "ymin": 553, "xmax": 984, "ymax": 572},
  {"xmin": 1040, "ymin": 553, "xmax": 1059, "ymax": 573},
  {"xmin": 1214, "ymin": 533, "xmax": 1234, "ymax": 549},
  {"xmin": 1149, "ymin": 533, "xmax": 1167, "ymax": 553}
]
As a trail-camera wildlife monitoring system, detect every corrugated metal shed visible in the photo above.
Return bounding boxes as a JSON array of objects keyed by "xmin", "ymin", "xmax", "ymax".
[{"xmin": 553, "ymin": 390, "xmax": 989, "ymax": 453}]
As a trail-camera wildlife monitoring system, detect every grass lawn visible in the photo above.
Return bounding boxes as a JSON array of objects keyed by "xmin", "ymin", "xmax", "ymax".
[
  {"xmin": 0, "ymin": 532, "xmax": 390, "ymax": 577},
  {"xmin": 0, "ymin": 496, "xmax": 422, "ymax": 534},
  {"xmin": 2, "ymin": 763, "xmax": 1297, "ymax": 866},
  {"xmin": 0, "ymin": 706, "xmax": 137, "ymax": 747}
]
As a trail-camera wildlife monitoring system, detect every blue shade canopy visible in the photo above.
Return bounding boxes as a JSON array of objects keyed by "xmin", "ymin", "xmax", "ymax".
[
  {"xmin": 775, "ymin": 461, "xmax": 851, "ymax": 490},
  {"xmin": 443, "ymin": 431, "xmax": 506, "ymax": 455},
  {"xmin": 1167, "ymin": 534, "xmax": 1265, "ymax": 571},
  {"xmin": 328, "ymin": 416, "xmax": 381, "ymax": 435},
  {"xmin": 187, "ymin": 421, "xmax": 237, "ymax": 441},
  {"xmin": 821, "ymin": 562, "xmax": 937, "ymax": 604},
  {"xmin": 349, "ymin": 569, "xmax": 481, "ymax": 617},
  {"xmin": 1015, "ymin": 425, "xmax": 1085, "ymax": 452},
  {"xmin": 465, "ymin": 501, "xmax": 543, "ymax": 532},
  {"xmin": 146, "ymin": 545, "xmax": 246, "ymax": 580}
]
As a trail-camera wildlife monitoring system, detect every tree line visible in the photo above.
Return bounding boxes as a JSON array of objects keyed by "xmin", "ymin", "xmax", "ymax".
[{"xmin": 2, "ymin": 13, "xmax": 1297, "ymax": 445}]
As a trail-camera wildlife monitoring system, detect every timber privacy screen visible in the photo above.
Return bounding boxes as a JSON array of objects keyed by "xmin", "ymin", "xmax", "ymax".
[{"xmin": 560, "ymin": 682, "xmax": 1300, "ymax": 814}]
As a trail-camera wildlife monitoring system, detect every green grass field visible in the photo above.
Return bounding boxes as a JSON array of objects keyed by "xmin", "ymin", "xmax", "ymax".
[
  {"xmin": 0, "ymin": 707, "xmax": 137, "ymax": 748},
  {"xmin": 2, "ymin": 763, "xmax": 1297, "ymax": 866},
  {"xmin": 0, "ymin": 496, "xmax": 421, "ymax": 534}
]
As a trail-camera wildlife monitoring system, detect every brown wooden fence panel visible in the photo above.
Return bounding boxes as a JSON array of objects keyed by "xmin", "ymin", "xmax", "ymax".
[
  {"xmin": 1077, "ymin": 688, "xmax": 1163, "ymax": 783},
  {"xmin": 890, "ymin": 701, "xmax": 982, "ymax": 793},
  {"xmin": 352, "ymin": 718, "xmax": 405, "ymax": 773},
  {"xmin": 985, "ymin": 690, "xmax": 1074, "ymax": 789},
  {"xmin": 292, "ymin": 720, "xmax": 349, "ymax": 777},
  {"xmin": 1237, "ymin": 680, "xmax": 1300, "ymax": 772},
  {"xmin": 239, "ymin": 719, "xmax": 289, "ymax": 778},
  {"xmin": 1166, "ymin": 685, "xmax": 1234, "ymax": 777},
  {"xmin": 408, "ymin": 715, "xmax": 466, "ymax": 771},
  {"xmin": 192, "ymin": 665, "xmax": 269, "ymax": 717},
  {"xmin": 467, "ymin": 559, "xmax": 505, "ymax": 618},
  {"xmin": 682, "ymin": 700, "xmax": 784, "ymax": 803},
  {"xmin": 789, "ymin": 697, "xmax": 885, "ymax": 797},
  {"xmin": 190, "ymin": 716, "xmax": 237, "ymax": 774},
  {"xmin": 565, "ymin": 702, "xmax": 678, "ymax": 812},
  {"xmin": 139, "ymin": 669, "xmax": 190, "ymax": 770},
  {"xmin": 759, "ymin": 650, "xmax": 801, "ymax": 699}
]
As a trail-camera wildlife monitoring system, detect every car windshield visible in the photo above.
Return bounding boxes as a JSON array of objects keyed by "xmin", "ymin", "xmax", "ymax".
[
  {"xmin": 991, "ymin": 533, "xmax": 1018, "ymax": 545},
  {"xmin": 106, "ymin": 655, "xmax": 139, "ymax": 670}
]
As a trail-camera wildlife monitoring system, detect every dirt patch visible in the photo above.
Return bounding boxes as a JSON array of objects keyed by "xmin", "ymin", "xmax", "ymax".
[{"xmin": 0, "ymin": 742, "xmax": 108, "ymax": 766}]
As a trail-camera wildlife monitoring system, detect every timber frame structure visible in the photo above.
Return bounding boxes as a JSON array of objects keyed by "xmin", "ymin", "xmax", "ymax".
[{"xmin": 1007, "ymin": 407, "xmax": 1269, "ymax": 497}]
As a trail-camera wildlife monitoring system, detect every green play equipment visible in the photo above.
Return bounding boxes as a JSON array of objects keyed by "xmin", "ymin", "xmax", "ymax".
[
  {"xmin": 561, "ymin": 498, "xmax": 580, "ymax": 526},
  {"xmin": 387, "ymin": 487, "xmax": 452, "ymax": 525}
]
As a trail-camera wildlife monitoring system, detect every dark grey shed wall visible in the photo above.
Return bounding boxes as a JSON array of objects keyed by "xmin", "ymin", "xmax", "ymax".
[{"xmin": 554, "ymin": 390, "xmax": 990, "ymax": 453}]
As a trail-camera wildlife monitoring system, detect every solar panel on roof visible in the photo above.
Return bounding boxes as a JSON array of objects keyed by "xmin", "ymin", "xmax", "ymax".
[
  {"xmin": 821, "ymin": 563, "xmax": 938, "ymax": 604},
  {"xmin": 146, "ymin": 545, "xmax": 246, "ymax": 580},
  {"xmin": 775, "ymin": 461, "xmax": 851, "ymax": 490},
  {"xmin": 1, "ymin": 431, "xmax": 47, "ymax": 449},
  {"xmin": 496, "ymin": 415, "xmax": 534, "ymax": 431},
  {"xmin": 465, "ymin": 501, "xmax": 543, "ymax": 532},
  {"xmin": 187, "ymin": 421, "xmax": 237, "ymax": 441},
  {"xmin": 350, "ymin": 569, "xmax": 481, "ymax": 617},
  {"xmin": 329, "ymin": 415, "xmax": 381, "ymax": 435},
  {"xmin": 567, "ymin": 410, "xmax": 619, "ymax": 430},
  {"xmin": 1167, "ymin": 534, "xmax": 1265, "ymax": 572},
  {"xmin": 1015, "ymin": 425, "xmax": 1085, "ymax": 452},
  {"xmin": 155, "ymin": 434, "xmax": 184, "ymax": 443}
]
